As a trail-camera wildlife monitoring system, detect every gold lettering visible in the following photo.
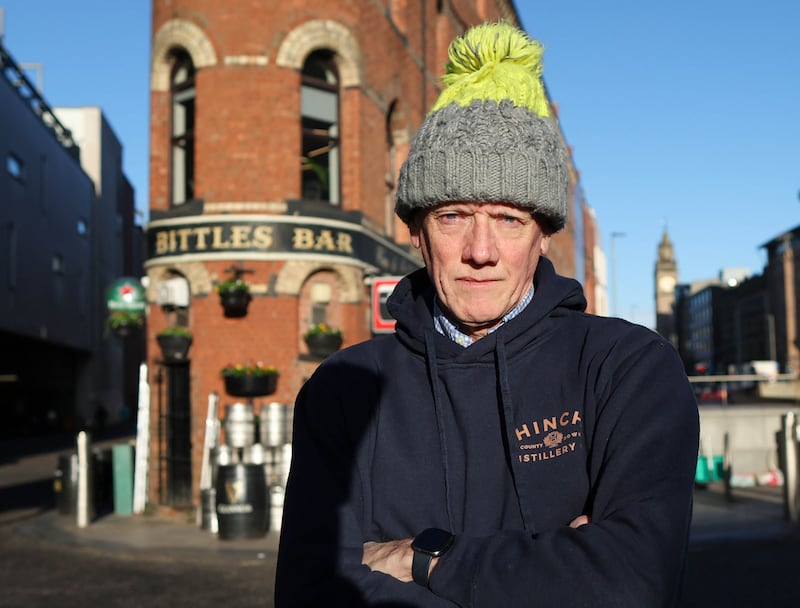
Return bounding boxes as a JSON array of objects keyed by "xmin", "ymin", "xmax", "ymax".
[
  {"xmin": 515, "ymin": 424, "xmax": 531, "ymax": 441},
  {"xmin": 252, "ymin": 225, "xmax": 273, "ymax": 249},
  {"xmin": 293, "ymin": 228, "xmax": 316, "ymax": 250},
  {"xmin": 176, "ymin": 228, "xmax": 193, "ymax": 251},
  {"xmin": 194, "ymin": 227, "xmax": 211, "ymax": 250},
  {"xmin": 230, "ymin": 225, "xmax": 252, "ymax": 248},
  {"xmin": 543, "ymin": 417, "xmax": 557, "ymax": 432},
  {"xmin": 314, "ymin": 229, "xmax": 337, "ymax": 251},
  {"xmin": 337, "ymin": 232, "xmax": 353, "ymax": 253},
  {"xmin": 169, "ymin": 230, "xmax": 177, "ymax": 252},
  {"xmin": 212, "ymin": 226, "xmax": 231, "ymax": 249},
  {"xmin": 560, "ymin": 412, "xmax": 571, "ymax": 426},
  {"xmin": 572, "ymin": 411, "xmax": 582, "ymax": 425},
  {"xmin": 375, "ymin": 247, "xmax": 390, "ymax": 269},
  {"xmin": 531, "ymin": 421, "xmax": 540, "ymax": 435},
  {"xmin": 156, "ymin": 231, "xmax": 169, "ymax": 255}
]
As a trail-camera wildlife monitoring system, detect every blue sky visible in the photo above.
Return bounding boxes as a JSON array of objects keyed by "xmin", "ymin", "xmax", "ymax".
[{"xmin": 2, "ymin": 1, "xmax": 798, "ymax": 328}]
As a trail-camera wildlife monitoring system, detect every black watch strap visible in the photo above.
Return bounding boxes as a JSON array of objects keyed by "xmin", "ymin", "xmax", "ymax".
[
  {"xmin": 411, "ymin": 551, "xmax": 434, "ymax": 587},
  {"xmin": 411, "ymin": 528, "xmax": 454, "ymax": 588}
]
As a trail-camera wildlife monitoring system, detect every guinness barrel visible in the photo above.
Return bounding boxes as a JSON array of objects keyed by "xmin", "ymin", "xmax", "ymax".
[{"xmin": 215, "ymin": 463, "xmax": 268, "ymax": 539}]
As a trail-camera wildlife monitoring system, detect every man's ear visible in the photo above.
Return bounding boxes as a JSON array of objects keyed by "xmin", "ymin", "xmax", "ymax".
[
  {"xmin": 409, "ymin": 214, "xmax": 423, "ymax": 250},
  {"xmin": 540, "ymin": 234, "xmax": 551, "ymax": 255}
]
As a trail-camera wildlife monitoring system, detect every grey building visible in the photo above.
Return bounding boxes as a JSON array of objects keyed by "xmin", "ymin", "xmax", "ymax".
[
  {"xmin": 0, "ymin": 39, "xmax": 142, "ymax": 436},
  {"xmin": 761, "ymin": 225, "xmax": 800, "ymax": 374}
]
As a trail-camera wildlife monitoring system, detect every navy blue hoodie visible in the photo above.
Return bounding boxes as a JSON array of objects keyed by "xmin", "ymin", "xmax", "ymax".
[{"xmin": 276, "ymin": 257, "xmax": 699, "ymax": 607}]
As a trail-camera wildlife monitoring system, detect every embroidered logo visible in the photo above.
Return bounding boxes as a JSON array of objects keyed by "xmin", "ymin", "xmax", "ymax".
[
  {"xmin": 514, "ymin": 410, "xmax": 583, "ymax": 465},
  {"xmin": 543, "ymin": 430, "xmax": 564, "ymax": 448}
]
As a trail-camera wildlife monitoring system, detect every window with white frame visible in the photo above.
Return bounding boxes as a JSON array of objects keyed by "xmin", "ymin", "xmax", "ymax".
[
  {"xmin": 301, "ymin": 51, "xmax": 340, "ymax": 204},
  {"xmin": 170, "ymin": 50, "xmax": 196, "ymax": 206}
]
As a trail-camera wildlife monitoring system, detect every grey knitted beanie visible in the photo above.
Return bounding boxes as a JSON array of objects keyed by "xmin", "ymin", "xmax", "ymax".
[{"xmin": 395, "ymin": 22, "xmax": 569, "ymax": 232}]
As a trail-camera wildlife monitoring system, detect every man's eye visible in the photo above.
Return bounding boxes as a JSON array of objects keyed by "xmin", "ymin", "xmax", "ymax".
[
  {"xmin": 499, "ymin": 215, "xmax": 522, "ymax": 225},
  {"xmin": 438, "ymin": 212, "xmax": 463, "ymax": 223}
]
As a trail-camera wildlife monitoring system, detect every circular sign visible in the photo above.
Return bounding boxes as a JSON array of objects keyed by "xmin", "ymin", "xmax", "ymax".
[{"xmin": 106, "ymin": 277, "xmax": 146, "ymax": 312}]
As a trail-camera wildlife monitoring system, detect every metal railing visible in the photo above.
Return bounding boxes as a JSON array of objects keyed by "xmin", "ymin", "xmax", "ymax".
[{"xmin": 0, "ymin": 41, "xmax": 79, "ymax": 159}]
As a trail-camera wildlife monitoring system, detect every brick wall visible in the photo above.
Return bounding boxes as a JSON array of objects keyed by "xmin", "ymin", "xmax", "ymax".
[{"xmin": 147, "ymin": 0, "xmax": 587, "ymax": 506}]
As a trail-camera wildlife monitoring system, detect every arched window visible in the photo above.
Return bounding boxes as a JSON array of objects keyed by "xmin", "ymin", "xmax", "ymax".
[
  {"xmin": 170, "ymin": 50, "xmax": 196, "ymax": 207},
  {"xmin": 301, "ymin": 51, "xmax": 340, "ymax": 205}
]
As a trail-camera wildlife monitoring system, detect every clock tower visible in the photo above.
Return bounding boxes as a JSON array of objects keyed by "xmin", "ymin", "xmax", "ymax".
[{"xmin": 655, "ymin": 227, "xmax": 678, "ymax": 342}]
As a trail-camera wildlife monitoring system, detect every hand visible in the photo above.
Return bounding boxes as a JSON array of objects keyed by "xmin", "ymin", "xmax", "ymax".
[
  {"xmin": 570, "ymin": 514, "xmax": 591, "ymax": 528},
  {"xmin": 362, "ymin": 538, "xmax": 416, "ymax": 582}
]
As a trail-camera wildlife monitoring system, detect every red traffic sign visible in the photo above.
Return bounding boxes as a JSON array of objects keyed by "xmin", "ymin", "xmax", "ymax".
[{"xmin": 371, "ymin": 277, "xmax": 402, "ymax": 333}]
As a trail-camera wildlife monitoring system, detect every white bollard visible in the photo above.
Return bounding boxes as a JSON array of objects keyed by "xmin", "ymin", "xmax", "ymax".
[{"xmin": 76, "ymin": 431, "xmax": 94, "ymax": 528}]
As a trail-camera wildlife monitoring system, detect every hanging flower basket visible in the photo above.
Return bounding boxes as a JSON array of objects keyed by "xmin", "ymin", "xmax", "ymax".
[
  {"xmin": 107, "ymin": 310, "xmax": 144, "ymax": 337},
  {"xmin": 303, "ymin": 324, "xmax": 343, "ymax": 359},
  {"xmin": 219, "ymin": 290, "xmax": 252, "ymax": 318},
  {"xmin": 221, "ymin": 363, "xmax": 279, "ymax": 397},
  {"xmin": 156, "ymin": 327, "xmax": 193, "ymax": 362},
  {"xmin": 216, "ymin": 278, "xmax": 252, "ymax": 318}
]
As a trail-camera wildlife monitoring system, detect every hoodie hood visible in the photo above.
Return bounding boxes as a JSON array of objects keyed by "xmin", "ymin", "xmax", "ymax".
[{"xmin": 387, "ymin": 256, "xmax": 587, "ymax": 358}]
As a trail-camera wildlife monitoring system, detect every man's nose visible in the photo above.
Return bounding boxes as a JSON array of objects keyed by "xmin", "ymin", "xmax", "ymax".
[{"xmin": 463, "ymin": 216, "xmax": 499, "ymax": 264}]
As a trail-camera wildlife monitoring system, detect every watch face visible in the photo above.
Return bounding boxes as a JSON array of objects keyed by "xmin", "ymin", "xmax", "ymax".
[{"xmin": 412, "ymin": 528, "xmax": 454, "ymax": 556}]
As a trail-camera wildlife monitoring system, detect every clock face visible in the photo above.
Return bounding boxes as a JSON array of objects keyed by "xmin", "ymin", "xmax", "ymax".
[{"xmin": 658, "ymin": 276, "xmax": 676, "ymax": 292}]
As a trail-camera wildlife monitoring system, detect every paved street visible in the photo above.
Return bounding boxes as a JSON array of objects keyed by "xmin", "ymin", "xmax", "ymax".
[
  {"xmin": 0, "ymin": 530, "xmax": 274, "ymax": 608},
  {"xmin": 0, "ymin": 432, "xmax": 277, "ymax": 608},
  {"xmin": 2, "ymin": 432, "xmax": 800, "ymax": 607}
]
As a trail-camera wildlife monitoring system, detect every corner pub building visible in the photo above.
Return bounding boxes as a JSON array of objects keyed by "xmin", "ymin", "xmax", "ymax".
[{"xmin": 143, "ymin": 0, "xmax": 590, "ymax": 509}]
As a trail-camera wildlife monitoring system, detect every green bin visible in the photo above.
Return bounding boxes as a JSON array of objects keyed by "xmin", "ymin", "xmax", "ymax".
[
  {"xmin": 112, "ymin": 444, "xmax": 134, "ymax": 516},
  {"xmin": 694, "ymin": 455, "xmax": 710, "ymax": 485},
  {"xmin": 710, "ymin": 455, "xmax": 725, "ymax": 482}
]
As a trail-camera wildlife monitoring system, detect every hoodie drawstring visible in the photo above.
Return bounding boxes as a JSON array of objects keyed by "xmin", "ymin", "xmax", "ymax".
[
  {"xmin": 424, "ymin": 331, "xmax": 456, "ymax": 530},
  {"xmin": 496, "ymin": 338, "xmax": 533, "ymax": 532}
]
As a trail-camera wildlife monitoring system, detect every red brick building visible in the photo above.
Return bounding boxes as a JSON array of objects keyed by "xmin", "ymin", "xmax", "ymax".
[{"xmin": 144, "ymin": 0, "xmax": 592, "ymax": 507}]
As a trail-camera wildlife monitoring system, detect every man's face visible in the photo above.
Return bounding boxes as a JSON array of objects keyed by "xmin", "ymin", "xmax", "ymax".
[{"xmin": 410, "ymin": 202, "xmax": 551, "ymax": 339}]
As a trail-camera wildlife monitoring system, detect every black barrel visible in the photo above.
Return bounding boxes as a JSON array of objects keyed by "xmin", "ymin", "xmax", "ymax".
[
  {"xmin": 54, "ymin": 452, "xmax": 78, "ymax": 516},
  {"xmin": 215, "ymin": 463, "xmax": 268, "ymax": 539},
  {"xmin": 92, "ymin": 448, "xmax": 114, "ymax": 516}
]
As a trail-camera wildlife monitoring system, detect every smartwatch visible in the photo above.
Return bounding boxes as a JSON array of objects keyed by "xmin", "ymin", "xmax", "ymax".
[{"xmin": 411, "ymin": 528, "xmax": 454, "ymax": 588}]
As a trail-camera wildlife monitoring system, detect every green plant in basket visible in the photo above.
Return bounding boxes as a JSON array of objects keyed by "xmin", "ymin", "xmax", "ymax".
[
  {"xmin": 220, "ymin": 361, "xmax": 278, "ymax": 378},
  {"xmin": 107, "ymin": 309, "xmax": 144, "ymax": 330},
  {"xmin": 303, "ymin": 323, "xmax": 343, "ymax": 340},
  {"xmin": 157, "ymin": 326, "xmax": 192, "ymax": 338},
  {"xmin": 215, "ymin": 278, "xmax": 250, "ymax": 294}
]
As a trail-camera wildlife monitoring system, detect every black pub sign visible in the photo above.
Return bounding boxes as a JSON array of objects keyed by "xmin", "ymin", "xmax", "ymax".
[{"xmin": 146, "ymin": 216, "xmax": 419, "ymax": 277}]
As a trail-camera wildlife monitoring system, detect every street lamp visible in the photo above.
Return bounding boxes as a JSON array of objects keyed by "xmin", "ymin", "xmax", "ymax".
[{"xmin": 610, "ymin": 231, "xmax": 626, "ymax": 317}]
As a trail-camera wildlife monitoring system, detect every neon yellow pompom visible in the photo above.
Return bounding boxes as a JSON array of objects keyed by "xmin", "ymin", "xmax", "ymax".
[{"xmin": 431, "ymin": 22, "xmax": 550, "ymax": 118}]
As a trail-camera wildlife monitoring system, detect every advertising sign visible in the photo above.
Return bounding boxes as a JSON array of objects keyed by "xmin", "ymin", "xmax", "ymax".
[
  {"xmin": 371, "ymin": 277, "xmax": 402, "ymax": 333},
  {"xmin": 106, "ymin": 277, "xmax": 146, "ymax": 312}
]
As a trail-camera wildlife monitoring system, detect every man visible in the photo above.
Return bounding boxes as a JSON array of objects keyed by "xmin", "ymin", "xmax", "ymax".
[{"xmin": 276, "ymin": 22, "xmax": 699, "ymax": 607}]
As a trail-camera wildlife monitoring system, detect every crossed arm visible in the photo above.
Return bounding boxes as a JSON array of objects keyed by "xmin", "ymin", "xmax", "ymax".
[{"xmin": 362, "ymin": 515, "xmax": 591, "ymax": 582}]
